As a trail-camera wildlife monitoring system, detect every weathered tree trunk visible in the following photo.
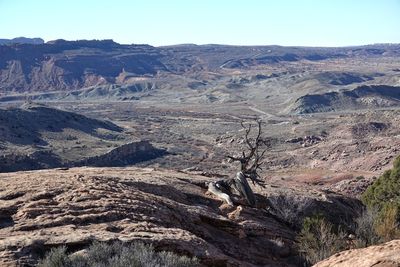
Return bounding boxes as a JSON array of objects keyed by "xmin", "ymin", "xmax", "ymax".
[{"xmin": 208, "ymin": 172, "xmax": 256, "ymax": 206}]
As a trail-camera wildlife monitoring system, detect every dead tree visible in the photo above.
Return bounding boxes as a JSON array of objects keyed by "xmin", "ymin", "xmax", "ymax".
[{"xmin": 208, "ymin": 119, "xmax": 267, "ymax": 207}]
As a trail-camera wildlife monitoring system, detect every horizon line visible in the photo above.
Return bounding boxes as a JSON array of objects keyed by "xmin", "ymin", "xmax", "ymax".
[{"xmin": 2, "ymin": 36, "xmax": 400, "ymax": 48}]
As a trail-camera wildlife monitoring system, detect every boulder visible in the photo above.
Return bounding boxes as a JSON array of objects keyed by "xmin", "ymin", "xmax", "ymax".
[{"xmin": 314, "ymin": 240, "xmax": 400, "ymax": 267}]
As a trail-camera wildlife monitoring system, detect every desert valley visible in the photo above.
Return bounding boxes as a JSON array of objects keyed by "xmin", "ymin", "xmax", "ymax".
[{"xmin": 1, "ymin": 37, "xmax": 400, "ymax": 266}]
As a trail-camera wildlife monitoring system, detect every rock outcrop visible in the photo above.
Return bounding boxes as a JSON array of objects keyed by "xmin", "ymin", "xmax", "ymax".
[
  {"xmin": 292, "ymin": 85, "xmax": 400, "ymax": 114},
  {"xmin": 314, "ymin": 239, "xmax": 400, "ymax": 267},
  {"xmin": 0, "ymin": 167, "xmax": 297, "ymax": 266},
  {"xmin": 74, "ymin": 141, "xmax": 166, "ymax": 167},
  {"xmin": 0, "ymin": 167, "xmax": 363, "ymax": 266}
]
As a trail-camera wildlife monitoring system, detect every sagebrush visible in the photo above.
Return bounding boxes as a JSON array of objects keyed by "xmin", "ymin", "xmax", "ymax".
[{"xmin": 38, "ymin": 241, "xmax": 199, "ymax": 267}]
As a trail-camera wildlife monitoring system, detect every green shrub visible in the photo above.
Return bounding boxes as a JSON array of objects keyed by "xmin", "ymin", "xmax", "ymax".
[
  {"xmin": 361, "ymin": 155, "xmax": 400, "ymax": 212},
  {"xmin": 358, "ymin": 155, "xmax": 400, "ymax": 245},
  {"xmin": 296, "ymin": 214, "xmax": 347, "ymax": 266},
  {"xmin": 38, "ymin": 241, "xmax": 199, "ymax": 267}
]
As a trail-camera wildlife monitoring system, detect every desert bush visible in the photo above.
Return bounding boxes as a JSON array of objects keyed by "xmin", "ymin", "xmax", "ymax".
[
  {"xmin": 267, "ymin": 194, "xmax": 314, "ymax": 226},
  {"xmin": 38, "ymin": 241, "xmax": 199, "ymax": 267},
  {"xmin": 360, "ymin": 155, "xmax": 400, "ymax": 243},
  {"xmin": 354, "ymin": 207, "xmax": 381, "ymax": 247},
  {"xmin": 353, "ymin": 205, "xmax": 400, "ymax": 246},
  {"xmin": 361, "ymin": 155, "xmax": 400, "ymax": 211},
  {"xmin": 37, "ymin": 246, "xmax": 72, "ymax": 267},
  {"xmin": 374, "ymin": 204, "xmax": 400, "ymax": 242},
  {"xmin": 296, "ymin": 214, "xmax": 347, "ymax": 266}
]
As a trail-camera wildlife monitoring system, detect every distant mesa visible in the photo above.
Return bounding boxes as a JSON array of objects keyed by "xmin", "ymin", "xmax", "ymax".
[{"xmin": 0, "ymin": 37, "xmax": 44, "ymax": 45}]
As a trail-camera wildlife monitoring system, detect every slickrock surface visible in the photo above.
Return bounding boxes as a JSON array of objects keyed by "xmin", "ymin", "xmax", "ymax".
[
  {"xmin": 0, "ymin": 167, "xmax": 299, "ymax": 267},
  {"xmin": 314, "ymin": 239, "xmax": 400, "ymax": 267}
]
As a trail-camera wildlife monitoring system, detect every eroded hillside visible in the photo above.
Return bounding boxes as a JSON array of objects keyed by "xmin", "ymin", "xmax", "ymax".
[
  {"xmin": 1, "ymin": 41, "xmax": 400, "ymax": 116},
  {"xmin": 0, "ymin": 103, "xmax": 164, "ymax": 172}
]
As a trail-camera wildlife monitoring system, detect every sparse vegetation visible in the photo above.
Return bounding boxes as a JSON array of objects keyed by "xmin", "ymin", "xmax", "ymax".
[
  {"xmin": 354, "ymin": 208, "xmax": 381, "ymax": 247},
  {"xmin": 295, "ymin": 154, "xmax": 397, "ymax": 264},
  {"xmin": 267, "ymin": 195, "xmax": 314, "ymax": 227},
  {"xmin": 374, "ymin": 204, "xmax": 400, "ymax": 242},
  {"xmin": 296, "ymin": 214, "xmax": 347, "ymax": 266},
  {"xmin": 38, "ymin": 241, "xmax": 199, "ymax": 267},
  {"xmin": 353, "ymin": 204, "xmax": 400, "ymax": 248}
]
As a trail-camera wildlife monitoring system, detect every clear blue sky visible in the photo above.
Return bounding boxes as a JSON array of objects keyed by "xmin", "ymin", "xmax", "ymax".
[{"xmin": 1, "ymin": 0, "xmax": 399, "ymax": 46}]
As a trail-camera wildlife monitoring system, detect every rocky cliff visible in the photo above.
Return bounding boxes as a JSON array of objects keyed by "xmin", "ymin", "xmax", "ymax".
[{"xmin": 0, "ymin": 40, "xmax": 167, "ymax": 93}]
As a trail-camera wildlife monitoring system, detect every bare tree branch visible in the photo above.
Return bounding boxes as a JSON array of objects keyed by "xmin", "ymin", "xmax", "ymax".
[
  {"xmin": 227, "ymin": 119, "xmax": 267, "ymax": 187},
  {"xmin": 209, "ymin": 119, "xmax": 268, "ymax": 207}
]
